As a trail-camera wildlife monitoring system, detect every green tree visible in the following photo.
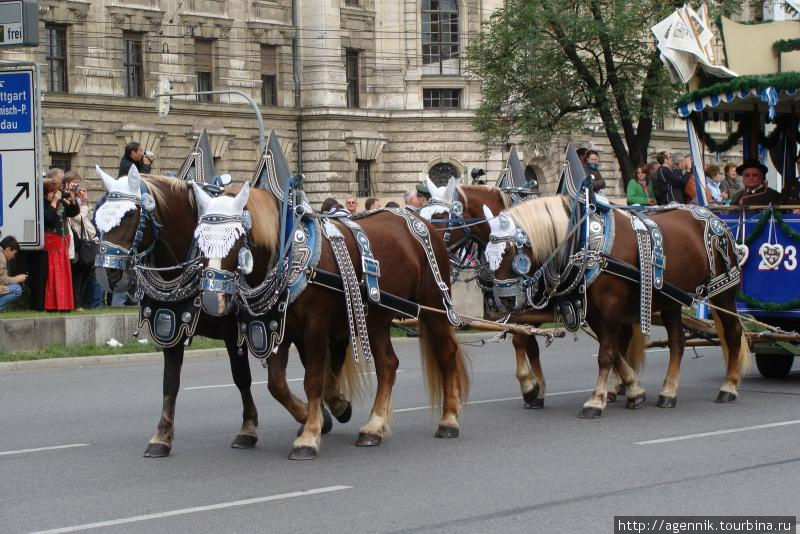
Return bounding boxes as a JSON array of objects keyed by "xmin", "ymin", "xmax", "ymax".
[{"xmin": 466, "ymin": 0, "xmax": 740, "ymax": 186}]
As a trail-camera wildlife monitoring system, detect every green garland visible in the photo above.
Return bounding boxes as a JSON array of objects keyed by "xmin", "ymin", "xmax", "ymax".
[
  {"xmin": 774, "ymin": 39, "xmax": 800, "ymax": 55},
  {"xmin": 736, "ymin": 208, "xmax": 800, "ymax": 311},
  {"xmin": 691, "ymin": 115, "xmax": 743, "ymax": 153},
  {"xmin": 676, "ymin": 72, "xmax": 800, "ymax": 106}
]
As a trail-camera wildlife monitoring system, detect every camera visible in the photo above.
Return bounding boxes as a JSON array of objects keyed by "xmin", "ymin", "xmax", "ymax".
[{"xmin": 60, "ymin": 189, "xmax": 71, "ymax": 199}]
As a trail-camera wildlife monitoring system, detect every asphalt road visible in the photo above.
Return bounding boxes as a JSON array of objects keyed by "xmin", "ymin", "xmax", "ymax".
[{"xmin": 1, "ymin": 333, "xmax": 798, "ymax": 534}]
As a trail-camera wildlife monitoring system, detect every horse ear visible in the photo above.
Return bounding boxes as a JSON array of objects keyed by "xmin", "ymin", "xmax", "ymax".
[
  {"xmin": 482, "ymin": 205, "xmax": 495, "ymax": 220},
  {"xmin": 234, "ymin": 182, "xmax": 250, "ymax": 212},
  {"xmin": 425, "ymin": 177, "xmax": 439, "ymax": 197},
  {"xmin": 444, "ymin": 177, "xmax": 457, "ymax": 200},
  {"xmin": 96, "ymin": 165, "xmax": 116, "ymax": 192},
  {"xmin": 127, "ymin": 164, "xmax": 141, "ymax": 193},
  {"xmin": 192, "ymin": 182, "xmax": 212, "ymax": 214},
  {"xmin": 483, "ymin": 205, "xmax": 500, "ymax": 233}
]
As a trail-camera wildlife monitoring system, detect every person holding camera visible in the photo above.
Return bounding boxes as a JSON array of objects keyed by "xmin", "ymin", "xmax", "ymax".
[
  {"xmin": 654, "ymin": 151, "xmax": 690, "ymax": 205},
  {"xmin": 0, "ymin": 236, "xmax": 26, "ymax": 312},
  {"xmin": 43, "ymin": 176, "xmax": 79, "ymax": 311},
  {"xmin": 65, "ymin": 171, "xmax": 103, "ymax": 309},
  {"xmin": 118, "ymin": 141, "xmax": 153, "ymax": 177}
]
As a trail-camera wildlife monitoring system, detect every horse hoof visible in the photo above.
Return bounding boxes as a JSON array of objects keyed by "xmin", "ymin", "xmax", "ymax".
[
  {"xmin": 231, "ymin": 434, "xmax": 257, "ymax": 449},
  {"xmin": 606, "ymin": 391, "xmax": 618, "ymax": 403},
  {"xmin": 626, "ymin": 394, "xmax": 646, "ymax": 410},
  {"xmin": 522, "ymin": 385, "xmax": 540, "ymax": 406},
  {"xmin": 715, "ymin": 391, "xmax": 738, "ymax": 403},
  {"xmin": 524, "ymin": 397, "xmax": 544, "ymax": 409},
  {"xmin": 578, "ymin": 407, "xmax": 603, "ymax": 419},
  {"xmin": 355, "ymin": 432, "xmax": 382, "ymax": 447},
  {"xmin": 143, "ymin": 443, "xmax": 171, "ymax": 458},
  {"xmin": 334, "ymin": 403, "xmax": 352, "ymax": 424},
  {"xmin": 288, "ymin": 446, "xmax": 317, "ymax": 461},
  {"xmin": 435, "ymin": 426, "xmax": 459, "ymax": 439},
  {"xmin": 322, "ymin": 407, "xmax": 333, "ymax": 435},
  {"xmin": 656, "ymin": 395, "xmax": 677, "ymax": 409}
]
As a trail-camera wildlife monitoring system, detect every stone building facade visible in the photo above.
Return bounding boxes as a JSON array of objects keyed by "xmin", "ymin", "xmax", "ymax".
[{"xmin": 1, "ymin": 0, "xmax": 721, "ymax": 206}]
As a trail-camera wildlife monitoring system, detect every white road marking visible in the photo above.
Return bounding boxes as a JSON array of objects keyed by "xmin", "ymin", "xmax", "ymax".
[
  {"xmin": 636, "ymin": 419, "xmax": 800, "ymax": 445},
  {"xmin": 184, "ymin": 370, "xmax": 400, "ymax": 391},
  {"xmin": 0, "ymin": 443, "xmax": 90, "ymax": 457},
  {"xmin": 393, "ymin": 388, "xmax": 594, "ymax": 413},
  {"xmin": 30, "ymin": 485, "xmax": 352, "ymax": 534}
]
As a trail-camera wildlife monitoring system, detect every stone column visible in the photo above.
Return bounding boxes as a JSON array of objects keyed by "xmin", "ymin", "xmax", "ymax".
[{"xmin": 298, "ymin": 0, "xmax": 347, "ymax": 108}]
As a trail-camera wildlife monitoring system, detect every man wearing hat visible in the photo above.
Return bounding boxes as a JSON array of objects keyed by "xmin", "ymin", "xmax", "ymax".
[
  {"xmin": 415, "ymin": 183, "xmax": 430, "ymax": 208},
  {"xmin": 730, "ymin": 159, "xmax": 780, "ymax": 208}
]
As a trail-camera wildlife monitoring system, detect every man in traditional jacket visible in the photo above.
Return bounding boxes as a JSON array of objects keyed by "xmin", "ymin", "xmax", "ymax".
[{"xmin": 730, "ymin": 159, "xmax": 780, "ymax": 208}]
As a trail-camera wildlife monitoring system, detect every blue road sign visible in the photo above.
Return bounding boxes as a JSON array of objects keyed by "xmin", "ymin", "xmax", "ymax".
[{"xmin": 0, "ymin": 70, "xmax": 31, "ymax": 134}]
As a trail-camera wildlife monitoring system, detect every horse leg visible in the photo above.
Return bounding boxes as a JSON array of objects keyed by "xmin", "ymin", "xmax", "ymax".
[
  {"xmin": 356, "ymin": 326, "xmax": 396, "ymax": 447},
  {"xmin": 419, "ymin": 317, "xmax": 468, "ymax": 438},
  {"xmin": 607, "ymin": 324, "xmax": 634, "ymax": 401},
  {"xmin": 267, "ymin": 341, "xmax": 308, "ymax": 424},
  {"xmin": 513, "ymin": 333, "xmax": 545, "ymax": 409},
  {"xmin": 612, "ymin": 350, "xmax": 646, "ymax": 410},
  {"xmin": 656, "ymin": 306, "xmax": 685, "ymax": 408},
  {"xmin": 323, "ymin": 336, "xmax": 353, "ymax": 423},
  {"xmin": 710, "ymin": 295, "xmax": 747, "ymax": 403},
  {"xmin": 143, "ymin": 344, "xmax": 184, "ymax": 458},
  {"xmin": 579, "ymin": 318, "xmax": 617, "ymax": 419},
  {"xmin": 224, "ymin": 336, "xmax": 259, "ymax": 449},
  {"xmin": 289, "ymin": 332, "xmax": 327, "ymax": 460}
]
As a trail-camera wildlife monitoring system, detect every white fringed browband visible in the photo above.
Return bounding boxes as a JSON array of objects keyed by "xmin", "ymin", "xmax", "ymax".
[
  {"xmin": 420, "ymin": 205, "xmax": 450, "ymax": 219},
  {"xmin": 195, "ymin": 222, "xmax": 245, "ymax": 260},
  {"xmin": 485, "ymin": 241, "xmax": 508, "ymax": 271},
  {"xmin": 96, "ymin": 201, "xmax": 138, "ymax": 233}
]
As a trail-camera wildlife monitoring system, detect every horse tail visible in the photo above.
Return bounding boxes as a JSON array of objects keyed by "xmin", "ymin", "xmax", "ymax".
[
  {"xmin": 711, "ymin": 308, "xmax": 751, "ymax": 376},
  {"xmin": 418, "ymin": 319, "xmax": 470, "ymax": 409},
  {"xmin": 339, "ymin": 343, "xmax": 371, "ymax": 402},
  {"xmin": 624, "ymin": 324, "xmax": 647, "ymax": 373}
]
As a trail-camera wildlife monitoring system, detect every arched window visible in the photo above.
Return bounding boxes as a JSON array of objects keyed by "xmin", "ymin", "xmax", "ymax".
[
  {"xmin": 422, "ymin": 0, "xmax": 459, "ymax": 75},
  {"xmin": 428, "ymin": 162, "xmax": 460, "ymax": 187}
]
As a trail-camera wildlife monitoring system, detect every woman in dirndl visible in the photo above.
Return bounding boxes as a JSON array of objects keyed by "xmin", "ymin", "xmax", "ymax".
[{"xmin": 43, "ymin": 178, "xmax": 79, "ymax": 311}]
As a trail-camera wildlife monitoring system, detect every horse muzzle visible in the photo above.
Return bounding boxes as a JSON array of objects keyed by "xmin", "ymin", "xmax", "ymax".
[{"xmin": 199, "ymin": 268, "xmax": 238, "ymax": 316}]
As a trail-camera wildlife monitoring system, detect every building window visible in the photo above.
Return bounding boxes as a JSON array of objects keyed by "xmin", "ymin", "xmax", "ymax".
[
  {"xmin": 45, "ymin": 25, "xmax": 67, "ymax": 93},
  {"xmin": 356, "ymin": 160, "xmax": 371, "ymax": 197},
  {"xmin": 422, "ymin": 0, "xmax": 459, "ymax": 75},
  {"xmin": 50, "ymin": 153, "xmax": 72, "ymax": 172},
  {"xmin": 195, "ymin": 39, "xmax": 214, "ymax": 102},
  {"xmin": 428, "ymin": 162, "xmax": 460, "ymax": 187},
  {"xmin": 123, "ymin": 33, "xmax": 143, "ymax": 98},
  {"xmin": 423, "ymin": 88, "xmax": 460, "ymax": 109},
  {"xmin": 261, "ymin": 45, "xmax": 277, "ymax": 106},
  {"xmin": 344, "ymin": 0, "xmax": 359, "ymax": 5},
  {"xmin": 346, "ymin": 49, "xmax": 359, "ymax": 108}
]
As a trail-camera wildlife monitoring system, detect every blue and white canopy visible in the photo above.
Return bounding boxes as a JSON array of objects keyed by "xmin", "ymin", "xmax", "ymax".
[{"xmin": 677, "ymin": 86, "xmax": 800, "ymax": 120}]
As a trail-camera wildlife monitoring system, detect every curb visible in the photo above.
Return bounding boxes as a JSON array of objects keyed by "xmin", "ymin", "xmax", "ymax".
[{"xmin": 0, "ymin": 332, "xmax": 494, "ymax": 372}]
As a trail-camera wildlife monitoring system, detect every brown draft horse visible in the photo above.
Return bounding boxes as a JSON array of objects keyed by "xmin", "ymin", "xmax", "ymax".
[
  {"xmin": 193, "ymin": 183, "xmax": 470, "ymax": 460},
  {"xmin": 96, "ymin": 169, "xmax": 362, "ymax": 456},
  {"xmin": 485, "ymin": 196, "xmax": 750, "ymax": 418},
  {"xmin": 94, "ymin": 168, "xmax": 262, "ymax": 457},
  {"xmin": 421, "ymin": 183, "xmax": 642, "ymax": 407}
]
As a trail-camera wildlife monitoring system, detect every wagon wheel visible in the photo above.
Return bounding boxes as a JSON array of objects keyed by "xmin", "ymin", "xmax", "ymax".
[{"xmin": 754, "ymin": 354, "xmax": 795, "ymax": 379}]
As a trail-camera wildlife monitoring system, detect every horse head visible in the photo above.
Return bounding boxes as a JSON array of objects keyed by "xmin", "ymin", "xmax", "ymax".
[
  {"xmin": 482, "ymin": 205, "xmax": 531, "ymax": 311},
  {"xmin": 192, "ymin": 181, "xmax": 252, "ymax": 316},
  {"xmin": 94, "ymin": 164, "xmax": 155, "ymax": 293}
]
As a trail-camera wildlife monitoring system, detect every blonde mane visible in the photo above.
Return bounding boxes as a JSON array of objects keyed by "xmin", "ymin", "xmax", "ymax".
[
  {"xmin": 239, "ymin": 186, "xmax": 280, "ymax": 255},
  {"xmin": 143, "ymin": 175, "xmax": 194, "ymax": 216},
  {"xmin": 506, "ymin": 196, "xmax": 570, "ymax": 264}
]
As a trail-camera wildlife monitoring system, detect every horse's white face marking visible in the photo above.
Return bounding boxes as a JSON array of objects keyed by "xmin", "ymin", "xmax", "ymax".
[
  {"xmin": 94, "ymin": 164, "xmax": 143, "ymax": 233},
  {"xmin": 192, "ymin": 182, "xmax": 250, "ymax": 260},
  {"xmin": 483, "ymin": 205, "xmax": 516, "ymax": 271}
]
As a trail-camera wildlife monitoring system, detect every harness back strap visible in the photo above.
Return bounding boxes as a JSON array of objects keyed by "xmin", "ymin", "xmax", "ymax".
[
  {"xmin": 322, "ymin": 220, "xmax": 373, "ymax": 363},
  {"xmin": 339, "ymin": 218, "xmax": 381, "ymax": 304},
  {"xmin": 602, "ymin": 256, "xmax": 694, "ymax": 308},
  {"xmin": 308, "ymin": 269, "xmax": 420, "ymax": 319}
]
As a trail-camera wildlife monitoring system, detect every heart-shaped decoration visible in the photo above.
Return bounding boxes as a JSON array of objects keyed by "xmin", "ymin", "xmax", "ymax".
[
  {"xmin": 734, "ymin": 243, "xmax": 749, "ymax": 267},
  {"xmin": 759, "ymin": 242, "xmax": 784, "ymax": 270}
]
